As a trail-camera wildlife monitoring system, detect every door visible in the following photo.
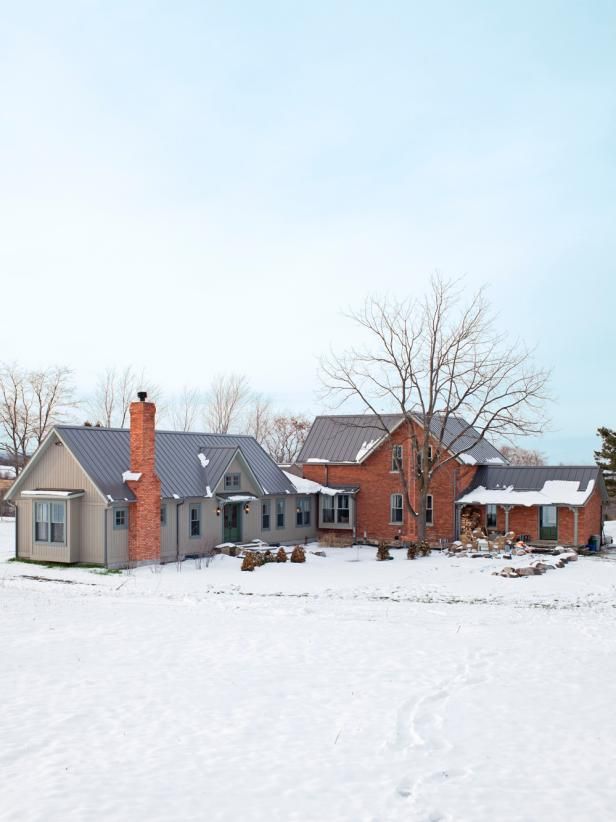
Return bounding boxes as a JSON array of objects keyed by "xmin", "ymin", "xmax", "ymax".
[
  {"xmin": 223, "ymin": 503, "xmax": 242, "ymax": 543},
  {"xmin": 539, "ymin": 505, "xmax": 558, "ymax": 541}
]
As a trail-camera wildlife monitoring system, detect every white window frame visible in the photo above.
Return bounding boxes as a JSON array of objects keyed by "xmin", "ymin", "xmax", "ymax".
[
  {"xmin": 322, "ymin": 495, "xmax": 335, "ymax": 524},
  {"xmin": 391, "ymin": 444, "xmax": 403, "ymax": 472},
  {"xmin": 426, "ymin": 494, "xmax": 434, "ymax": 526},
  {"xmin": 113, "ymin": 507, "xmax": 128, "ymax": 530},
  {"xmin": 390, "ymin": 493, "xmax": 403, "ymax": 524},
  {"xmin": 262, "ymin": 501, "xmax": 271, "ymax": 531},
  {"xmin": 34, "ymin": 500, "xmax": 67, "ymax": 545},
  {"xmin": 276, "ymin": 499, "xmax": 285, "ymax": 529},
  {"xmin": 296, "ymin": 497, "xmax": 311, "ymax": 527}
]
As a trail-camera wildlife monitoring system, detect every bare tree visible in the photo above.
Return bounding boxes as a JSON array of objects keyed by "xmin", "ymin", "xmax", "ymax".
[
  {"xmin": 263, "ymin": 415, "xmax": 311, "ymax": 464},
  {"xmin": 30, "ymin": 366, "xmax": 75, "ymax": 446},
  {"xmin": 0, "ymin": 363, "xmax": 75, "ymax": 474},
  {"xmin": 204, "ymin": 374, "xmax": 248, "ymax": 433},
  {"xmin": 244, "ymin": 394, "xmax": 272, "ymax": 442},
  {"xmin": 499, "ymin": 445, "xmax": 546, "ymax": 465},
  {"xmin": 320, "ymin": 275, "xmax": 550, "ymax": 539},
  {"xmin": 169, "ymin": 386, "xmax": 202, "ymax": 432},
  {"xmin": 91, "ymin": 367, "xmax": 163, "ymax": 427}
]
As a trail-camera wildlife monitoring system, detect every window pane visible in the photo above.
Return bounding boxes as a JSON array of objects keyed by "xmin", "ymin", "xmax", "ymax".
[
  {"xmin": 51, "ymin": 522, "xmax": 64, "ymax": 543},
  {"xmin": 35, "ymin": 521, "xmax": 49, "ymax": 541}
]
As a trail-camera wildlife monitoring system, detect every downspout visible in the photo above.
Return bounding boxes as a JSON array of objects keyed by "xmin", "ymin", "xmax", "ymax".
[
  {"xmin": 104, "ymin": 507, "xmax": 108, "ymax": 568},
  {"xmin": 176, "ymin": 500, "xmax": 185, "ymax": 562},
  {"xmin": 14, "ymin": 504, "xmax": 18, "ymax": 560}
]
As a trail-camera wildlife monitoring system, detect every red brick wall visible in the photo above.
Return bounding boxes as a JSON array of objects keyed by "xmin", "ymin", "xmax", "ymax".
[
  {"xmin": 579, "ymin": 489, "xmax": 603, "ymax": 545},
  {"xmin": 303, "ymin": 423, "xmax": 478, "ymax": 544},
  {"xmin": 126, "ymin": 400, "xmax": 161, "ymax": 563},
  {"xmin": 464, "ymin": 492, "xmax": 604, "ymax": 546}
]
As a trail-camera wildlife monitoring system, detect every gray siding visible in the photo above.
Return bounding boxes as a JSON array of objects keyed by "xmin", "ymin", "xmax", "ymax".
[{"xmin": 13, "ymin": 436, "xmax": 107, "ymax": 564}]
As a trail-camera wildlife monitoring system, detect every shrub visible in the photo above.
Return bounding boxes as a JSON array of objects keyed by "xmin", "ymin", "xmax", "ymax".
[{"xmin": 290, "ymin": 545, "xmax": 306, "ymax": 563}]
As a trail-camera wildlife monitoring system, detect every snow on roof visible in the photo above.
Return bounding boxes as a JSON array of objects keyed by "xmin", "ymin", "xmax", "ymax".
[
  {"xmin": 283, "ymin": 471, "xmax": 337, "ymax": 496},
  {"xmin": 457, "ymin": 479, "xmax": 596, "ymax": 507},
  {"xmin": 459, "ymin": 453, "xmax": 477, "ymax": 465},
  {"xmin": 198, "ymin": 453, "xmax": 209, "ymax": 468},
  {"xmin": 22, "ymin": 490, "xmax": 85, "ymax": 498},
  {"xmin": 122, "ymin": 471, "xmax": 142, "ymax": 482},
  {"xmin": 356, "ymin": 440, "xmax": 379, "ymax": 461}
]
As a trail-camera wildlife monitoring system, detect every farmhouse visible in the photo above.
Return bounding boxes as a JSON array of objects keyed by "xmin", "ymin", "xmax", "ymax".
[
  {"xmin": 299, "ymin": 415, "xmax": 608, "ymax": 547},
  {"xmin": 5, "ymin": 394, "xmax": 324, "ymax": 567}
]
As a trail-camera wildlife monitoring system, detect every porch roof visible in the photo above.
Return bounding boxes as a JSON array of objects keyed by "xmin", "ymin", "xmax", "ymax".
[{"xmin": 457, "ymin": 479, "xmax": 596, "ymax": 508}]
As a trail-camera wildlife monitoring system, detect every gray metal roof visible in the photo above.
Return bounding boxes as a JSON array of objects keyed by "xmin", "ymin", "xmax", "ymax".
[
  {"xmin": 460, "ymin": 465, "xmax": 609, "ymax": 501},
  {"xmin": 56, "ymin": 426, "xmax": 296, "ymax": 501},
  {"xmin": 297, "ymin": 414, "xmax": 507, "ymax": 465}
]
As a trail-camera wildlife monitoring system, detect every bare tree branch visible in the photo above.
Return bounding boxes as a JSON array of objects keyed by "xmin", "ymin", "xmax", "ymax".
[{"xmin": 320, "ymin": 274, "xmax": 551, "ymax": 539}]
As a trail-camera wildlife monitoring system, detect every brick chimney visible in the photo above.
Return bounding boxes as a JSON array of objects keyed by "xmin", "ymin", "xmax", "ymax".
[{"xmin": 125, "ymin": 391, "xmax": 161, "ymax": 564}]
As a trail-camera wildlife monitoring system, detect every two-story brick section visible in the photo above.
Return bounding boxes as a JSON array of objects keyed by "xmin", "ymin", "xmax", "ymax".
[{"xmin": 298, "ymin": 414, "xmax": 608, "ymax": 547}]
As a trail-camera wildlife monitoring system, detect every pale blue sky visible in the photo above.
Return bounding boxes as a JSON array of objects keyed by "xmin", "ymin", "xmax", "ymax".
[{"xmin": 1, "ymin": 1, "xmax": 614, "ymax": 462}]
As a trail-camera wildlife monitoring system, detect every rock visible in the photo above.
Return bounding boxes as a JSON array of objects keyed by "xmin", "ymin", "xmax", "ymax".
[
  {"xmin": 562, "ymin": 552, "xmax": 578, "ymax": 562},
  {"xmin": 499, "ymin": 566, "xmax": 519, "ymax": 578},
  {"xmin": 310, "ymin": 550, "xmax": 327, "ymax": 557},
  {"xmin": 516, "ymin": 566, "xmax": 543, "ymax": 576},
  {"xmin": 531, "ymin": 561, "xmax": 555, "ymax": 571}
]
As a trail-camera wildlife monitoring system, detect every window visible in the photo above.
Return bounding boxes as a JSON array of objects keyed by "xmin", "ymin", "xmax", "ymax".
[
  {"xmin": 391, "ymin": 444, "xmax": 403, "ymax": 472},
  {"xmin": 322, "ymin": 495, "xmax": 335, "ymax": 524},
  {"xmin": 189, "ymin": 504, "xmax": 201, "ymax": 538},
  {"xmin": 296, "ymin": 497, "xmax": 311, "ymax": 527},
  {"xmin": 416, "ymin": 445, "xmax": 433, "ymax": 474},
  {"xmin": 262, "ymin": 501, "xmax": 271, "ymax": 530},
  {"xmin": 276, "ymin": 499, "xmax": 285, "ymax": 529},
  {"xmin": 426, "ymin": 494, "xmax": 434, "ymax": 525},
  {"xmin": 486, "ymin": 504, "xmax": 497, "ymax": 529},
  {"xmin": 336, "ymin": 494, "xmax": 350, "ymax": 524},
  {"xmin": 224, "ymin": 473, "xmax": 241, "ymax": 490},
  {"xmin": 390, "ymin": 494, "xmax": 403, "ymax": 524},
  {"xmin": 34, "ymin": 501, "xmax": 66, "ymax": 544},
  {"xmin": 160, "ymin": 505, "xmax": 167, "ymax": 526},
  {"xmin": 114, "ymin": 507, "xmax": 128, "ymax": 530}
]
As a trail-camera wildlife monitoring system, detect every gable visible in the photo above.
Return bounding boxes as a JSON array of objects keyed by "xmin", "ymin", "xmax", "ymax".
[
  {"xmin": 47, "ymin": 426, "xmax": 296, "ymax": 501},
  {"xmin": 298, "ymin": 414, "xmax": 507, "ymax": 466},
  {"xmin": 5, "ymin": 430, "xmax": 106, "ymax": 504},
  {"xmin": 214, "ymin": 453, "xmax": 263, "ymax": 497}
]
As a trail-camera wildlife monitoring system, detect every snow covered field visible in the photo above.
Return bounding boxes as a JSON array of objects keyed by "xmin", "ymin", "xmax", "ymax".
[{"xmin": 2, "ymin": 519, "xmax": 616, "ymax": 822}]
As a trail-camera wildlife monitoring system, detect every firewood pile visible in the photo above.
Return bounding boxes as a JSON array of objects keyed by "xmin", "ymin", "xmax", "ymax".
[{"xmin": 447, "ymin": 528, "xmax": 531, "ymax": 557}]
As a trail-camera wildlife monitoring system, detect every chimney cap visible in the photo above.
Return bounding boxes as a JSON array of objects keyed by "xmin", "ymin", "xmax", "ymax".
[{"xmin": 137, "ymin": 391, "xmax": 148, "ymax": 402}]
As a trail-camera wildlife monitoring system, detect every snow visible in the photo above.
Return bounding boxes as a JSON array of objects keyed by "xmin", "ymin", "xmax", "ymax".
[
  {"xmin": 306, "ymin": 458, "xmax": 330, "ymax": 463},
  {"xmin": 121, "ymin": 471, "xmax": 142, "ymax": 482},
  {"xmin": 3, "ymin": 517, "xmax": 616, "ymax": 822},
  {"xmin": 486, "ymin": 457, "xmax": 505, "ymax": 464},
  {"xmin": 458, "ymin": 453, "xmax": 477, "ymax": 465},
  {"xmin": 458, "ymin": 479, "xmax": 595, "ymax": 507},
  {"xmin": 22, "ymin": 490, "xmax": 84, "ymax": 498},
  {"xmin": 283, "ymin": 470, "xmax": 337, "ymax": 496},
  {"xmin": 198, "ymin": 453, "xmax": 209, "ymax": 468},
  {"xmin": 205, "ymin": 485, "xmax": 212, "ymax": 498},
  {"xmin": 225, "ymin": 494, "xmax": 256, "ymax": 502},
  {"xmin": 356, "ymin": 438, "xmax": 379, "ymax": 461}
]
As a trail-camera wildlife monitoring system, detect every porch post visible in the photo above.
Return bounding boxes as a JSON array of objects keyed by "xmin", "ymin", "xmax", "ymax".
[
  {"xmin": 502, "ymin": 505, "xmax": 512, "ymax": 533},
  {"xmin": 569, "ymin": 506, "xmax": 579, "ymax": 546}
]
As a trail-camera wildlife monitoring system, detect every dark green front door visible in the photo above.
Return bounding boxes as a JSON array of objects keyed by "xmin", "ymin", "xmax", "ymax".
[
  {"xmin": 223, "ymin": 503, "xmax": 242, "ymax": 543},
  {"xmin": 539, "ymin": 505, "xmax": 558, "ymax": 541}
]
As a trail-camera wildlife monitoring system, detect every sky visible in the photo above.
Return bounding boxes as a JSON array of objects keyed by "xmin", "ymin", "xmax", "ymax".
[{"xmin": 1, "ymin": 1, "xmax": 615, "ymax": 462}]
